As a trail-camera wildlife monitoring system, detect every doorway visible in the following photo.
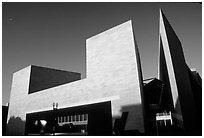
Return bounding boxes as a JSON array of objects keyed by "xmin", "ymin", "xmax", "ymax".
[{"xmin": 25, "ymin": 101, "xmax": 112, "ymax": 135}]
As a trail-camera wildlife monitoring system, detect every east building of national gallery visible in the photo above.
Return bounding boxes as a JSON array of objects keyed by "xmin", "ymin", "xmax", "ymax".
[{"xmin": 5, "ymin": 10, "xmax": 202, "ymax": 136}]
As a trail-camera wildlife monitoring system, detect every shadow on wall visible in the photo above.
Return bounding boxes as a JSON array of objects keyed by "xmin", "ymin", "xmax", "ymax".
[
  {"xmin": 113, "ymin": 104, "xmax": 144, "ymax": 136},
  {"xmin": 6, "ymin": 116, "xmax": 25, "ymax": 136},
  {"xmin": 173, "ymin": 98, "xmax": 183, "ymax": 128},
  {"xmin": 2, "ymin": 106, "xmax": 9, "ymax": 136},
  {"xmin": 174, "ymin": 97, "xmax": 202, "ymax": 136}
]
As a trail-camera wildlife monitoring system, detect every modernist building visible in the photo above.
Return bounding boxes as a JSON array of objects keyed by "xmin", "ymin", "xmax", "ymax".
[
  {"xmin": 6, "ymin": 20, "xmax": 145, "ymax": 135},
  {"xmin": 6, "ymin": 10, "xmax": 201, "ymax": 136},
  {"xmin": 158, "ymin": 10, "xmax": 202, "ymax": 135}
]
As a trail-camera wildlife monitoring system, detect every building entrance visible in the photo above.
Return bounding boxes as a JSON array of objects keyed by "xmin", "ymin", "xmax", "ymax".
[{"xmin": 25, "ymin": 101, "xmax": 112, "ymax": 135}]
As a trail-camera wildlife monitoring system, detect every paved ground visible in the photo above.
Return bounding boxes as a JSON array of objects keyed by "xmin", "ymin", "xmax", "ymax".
[{"xmin": 28, "ymin": 132, "xmax": 88, "ymax": 136}]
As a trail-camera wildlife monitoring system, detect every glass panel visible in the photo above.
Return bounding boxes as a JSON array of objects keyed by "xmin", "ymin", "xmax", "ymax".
[
  {"xmin": 80, "ymin": 114, "xmax": 82, "ymax": 121},
  {"xmin": 85, "ymin": 114, "xmax": 88, "ymax": 121},
  {"xmin": 72, "ymin": 115, "xmax": 75, "ymax": 122},
  {"xmin": 61, "ymin": 116, "xmax": 63, "ymax": 122},
  {"xmin": 82, "ymin": 114, "xmax": 84, "ymax": 121},
  {"xmin": 76, "ymin": 115, "xmax": 79, "ymax": 121}
]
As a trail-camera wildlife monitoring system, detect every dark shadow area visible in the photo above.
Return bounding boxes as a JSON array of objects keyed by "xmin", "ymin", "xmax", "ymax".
[
  {"xmin": 6, "ymin": 116, "xmax": 26, "ymax": 136},
  {"xmin": 2, "ymin": 105, "xmax": 9, "ymax": 136},
  {"xmin": 173, "ymin": 97, "xmax": 202, "ymax": 136},
  {"xmin": 113, "ymin": 104, "xmax": 144, "ymax": 136},
  {"xmin": 25, "ymin": 101, "xmax": 112, "ymax": 136},
  {"xmin": 113, "ymin": 112, "xmax": 128, "ymax": 135},
  {"xmin": 143, "ymin": 77, "xmax": 175, "ymax": 135},
  {"xmin": 87, "ymin": 101, "xmax": 112, "ymax": 136},
  {"xmin": 187, "ymin": 68, "xmax": 202, "ymax": 131},
  {"xmin": 156, "ymin": 123, "xmax": 185, "ymax": 136},
  {"xmin": 29, "ymin": 65, "xmax": 81, "ymax": 94},
  {"xmin": 143, "ymin": 76, "xmax": 202, "ymax": 136}
]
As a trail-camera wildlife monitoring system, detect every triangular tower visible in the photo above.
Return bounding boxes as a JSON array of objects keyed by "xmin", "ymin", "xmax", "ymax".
[{"xmin": 158, "ymin": 9, "xmax": 201, "ymax": 134}]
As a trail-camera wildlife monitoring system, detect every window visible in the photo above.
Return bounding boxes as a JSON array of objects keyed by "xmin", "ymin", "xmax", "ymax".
[
  {"xmin": 60, "ymin": 117, "xmax": 62, "ymax": 123},
  {"xmin": 82, "ymin": 114, "xmax": 84, "ymax": 121},
  {"xmin": 76, "ymin": 115, "xmax": 79, "ymax": 121},
  {"xmin": 73, "ymin": 115, "xmax": 75, "ymax": 122},
  {"xmin": 61, "ymin": 116, "xmax": 63, "ymax": 122},
  {"xmin": 84, "ymin": 114, "xmax": 88, "ymax": 121},
  {"xmin": 58, "ymin": 117, "xmax": 60, "ymax": 123},
  {"xmin": 80, "ymin": 114, "xmax": 82, "ymax": 121}
]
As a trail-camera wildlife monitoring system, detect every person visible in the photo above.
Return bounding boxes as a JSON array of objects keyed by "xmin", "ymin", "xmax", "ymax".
[{"xmin": 40, "ymin": 120, "xmax": 47, "ymax": 135}]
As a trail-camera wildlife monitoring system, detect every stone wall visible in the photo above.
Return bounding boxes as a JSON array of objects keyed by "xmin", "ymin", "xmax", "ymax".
[{"xmin": 7, "ymin": 20, "xmax": 145, "ymax": 135}]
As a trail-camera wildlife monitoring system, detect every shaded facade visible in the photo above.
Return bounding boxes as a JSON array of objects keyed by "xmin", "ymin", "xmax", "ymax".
[
  {"xmin": 6, "ymin": 21, "xmax": 145, "ymax": 135},
  {"xmin": 2, "ymin": 105, "xmax": 9, "ymax": 135},
  {"xmin": 29, "ymin": 65, "xmax": 81, "ymax": 94},
  {"xmin": 158, "ymin": 10, "xmax": 201, "ymax": 135},
  {"xmin": 143, "ymin": 78, "xmax": 164, "ymax": 135}
]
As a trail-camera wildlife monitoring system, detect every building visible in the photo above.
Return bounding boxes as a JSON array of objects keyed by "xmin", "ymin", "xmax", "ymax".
[
  {"xmin": 6, "ymin": 9, "xmax": 201, "ymax": 136},
  {"xmin": 158, "ymin": 10, "xmax": 202, "ymax": 135},
  {"xmin": 6, "ymin": 20, "xmax": 145, "ymax": 135}
]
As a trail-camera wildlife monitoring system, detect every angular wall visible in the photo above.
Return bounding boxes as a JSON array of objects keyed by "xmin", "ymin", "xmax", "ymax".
[
  {"xmin": 159, "ymin": 10, "xmax": 200, "ymax": 132},
  {"xmin": 7, "ymin": 20, "xmax": 145, "ymax": 135},
  {"xmin": 29, "ymin": 65, "xmax": 81, "ymax": 94},
  {"xmin": 86, "ymin": 21, "xmax": 144, "ymax": 131},
  {"xmin": 7, "ymin": 66, "xmax": 31, "ymax": 135}
]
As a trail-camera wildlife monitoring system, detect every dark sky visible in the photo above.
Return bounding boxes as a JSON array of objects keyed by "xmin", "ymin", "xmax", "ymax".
[{"xmin": 2, "ymin": 2, "xmax": 202, "ymax": 105}]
